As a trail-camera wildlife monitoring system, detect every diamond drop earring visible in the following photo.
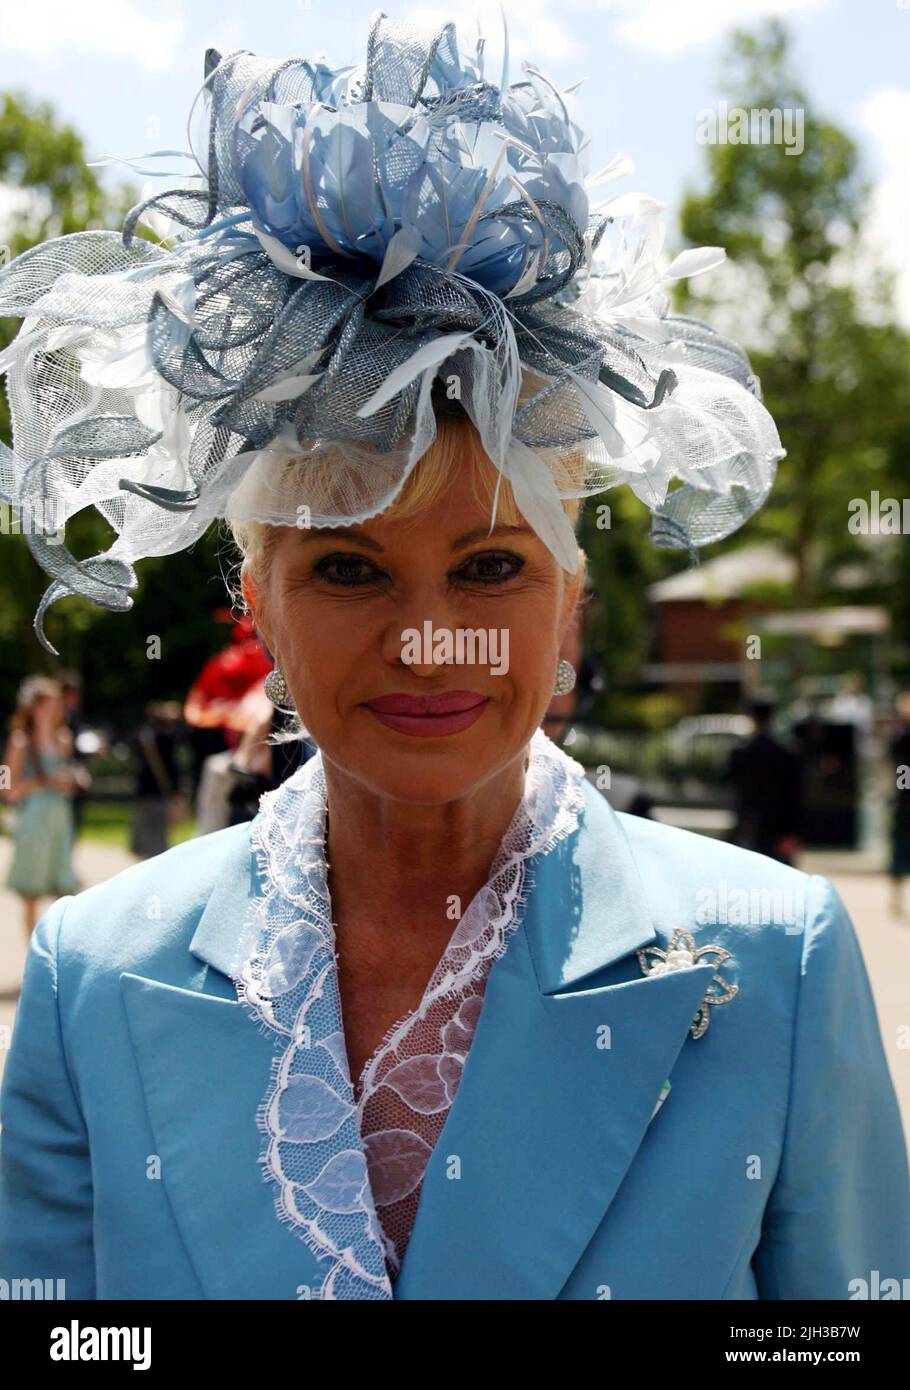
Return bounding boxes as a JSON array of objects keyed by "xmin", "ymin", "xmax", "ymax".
[
  {"xmin": 553, "ymin": 659, "xmax": 576, "ymax": 696},
  {"xmin": 264, "ymin": 666, "xmax": 294, "ymax": 709}
]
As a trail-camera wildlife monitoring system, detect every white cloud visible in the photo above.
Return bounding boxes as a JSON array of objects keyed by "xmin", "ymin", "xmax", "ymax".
[
  {"xmin": 2, "ymin": 0, "xmax": 186, "ymax": 73},
  {"xmin": 0, "ymin": 183, "xmax": 53, "ymax": 247},
  {"xmin": 855, "ymin": 86, "xmax": 910, "ymax": 328},
  {"xmin": 606, "ymin": 0, "xmax": 828, "ymax": 58}
]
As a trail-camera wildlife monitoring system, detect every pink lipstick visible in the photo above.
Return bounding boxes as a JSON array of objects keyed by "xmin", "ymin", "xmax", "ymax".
[{"xmin": 363, "ymin": 690, "xmax": 490, "ymax": 738}]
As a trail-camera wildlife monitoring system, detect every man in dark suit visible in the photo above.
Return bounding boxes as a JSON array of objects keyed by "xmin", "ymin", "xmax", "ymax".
[{"xmin": 728, "ymin": 697, "xmax": 803, "ymax": 865}]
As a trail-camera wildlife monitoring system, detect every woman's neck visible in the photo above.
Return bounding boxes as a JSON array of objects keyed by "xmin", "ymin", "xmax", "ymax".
[
  {"xmin": 321, "ymin": 749, "xmax": 528, "ymax": 942},
  {"xmin": 30, "ymin": 721, "xmax": 60, "ymax": 748}
]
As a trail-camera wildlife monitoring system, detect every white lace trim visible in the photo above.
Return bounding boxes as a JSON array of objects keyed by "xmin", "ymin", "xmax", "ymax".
[{"xmin": 232, "ymin": 727, "xmax": 586, "ymax": 1299}]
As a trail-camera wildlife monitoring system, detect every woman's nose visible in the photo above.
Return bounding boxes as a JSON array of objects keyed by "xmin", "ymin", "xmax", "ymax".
[{"xmin": 379, "ymin": 586, "xmax": 463, "ymax": 676}]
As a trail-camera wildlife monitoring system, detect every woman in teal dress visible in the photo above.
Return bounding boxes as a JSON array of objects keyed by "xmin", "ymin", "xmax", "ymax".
[{"xmin": 2, "ymin": 676, "xmax": 84, "ymax": 937}]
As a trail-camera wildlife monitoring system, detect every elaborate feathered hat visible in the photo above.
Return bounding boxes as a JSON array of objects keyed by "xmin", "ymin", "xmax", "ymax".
[{"xmin": 0, "ymin": 11, "xmax": 784, "ymax": 653}]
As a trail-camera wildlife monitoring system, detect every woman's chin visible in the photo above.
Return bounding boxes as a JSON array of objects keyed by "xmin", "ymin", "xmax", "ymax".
[{"xmin": 322, "ymin": 722, "xmax": 516, "ymax": 806}]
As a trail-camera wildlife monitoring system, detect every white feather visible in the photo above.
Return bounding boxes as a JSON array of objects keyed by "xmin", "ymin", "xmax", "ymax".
[
  {"xmin": 663, "ymin": 246, "xmax": 726, "ymax": 281},
  {"xmin": 585, "ymin": 154, "xmax": 635, "ymax": 188},
  {"xmin": 252, "ymin": 226, "xmax": 338, "ymax": 282},
  {"xmin": 505, "ymin": 438, "xmax": 580, "ymax": 572},
  {"xmin": 565, "ymin": 367, "xmax": 661, "ymax": 470},
  {"xmin": 564, "ymin": 367, "xmax": 627, "ymax": 455},
  {"xmin": 156, "ymin": 285, "xmax": 195, "ymax": 326},
  {"xmin": 374, "ymin": 225, "xmax": 423, "ymax": 290},
  {"xmin": 504, "ymin": 248, "xmax": 541, "ymax": 299},
  {"xmin": 356, "ymin": 331, "xmax": 475, "ymax": 417},
  {"xmin": 252, "ymin": 373, "xmax": 322, "ymax": 402}
]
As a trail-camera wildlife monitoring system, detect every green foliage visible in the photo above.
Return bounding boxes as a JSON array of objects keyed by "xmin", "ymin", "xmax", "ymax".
[
  {"xmin": 70, "ymin": 801, "xmax": 198, "ymax": 850},
  {"xmin": 577, "ymin": 483, "xmax": 682, "ymax": 721},
  {"xmin": 600, "ymin": 690, "xmax": 689, "ymax": 733},
  {"xmin": 674, "ymin": 18, "xmax": 910, "ymax": 625}
]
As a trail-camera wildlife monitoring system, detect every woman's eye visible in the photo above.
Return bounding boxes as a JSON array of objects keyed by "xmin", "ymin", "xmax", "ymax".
[
  {"xmin": 455, "ymin": 551, "xmax": 525, "ymax": 584},
  {"xmin": 313, "ymin": 553, "xmax": 385, "ymax": 587}
]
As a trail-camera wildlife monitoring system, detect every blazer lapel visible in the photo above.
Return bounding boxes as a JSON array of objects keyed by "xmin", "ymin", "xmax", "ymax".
[
  {"xmin": 394, "ymin": 781, "xmax": 716, "ymax": 1300},
  {"xmin": 120, "ymin": 825, "xmax": 324, "ymax": 1300}
]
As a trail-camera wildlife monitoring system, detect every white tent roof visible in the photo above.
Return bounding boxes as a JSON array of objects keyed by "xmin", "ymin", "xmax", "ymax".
[{"xmin": 648, "ymin": 545, "xmax": 795, "ymax": 603}]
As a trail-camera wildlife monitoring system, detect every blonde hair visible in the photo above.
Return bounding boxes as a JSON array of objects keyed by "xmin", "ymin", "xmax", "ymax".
[
  {"xmin": 9, "ymin": 676, "xmax": 63, "ymax": 739},
  {"xmin": 229, "ymin": 409, "xmax": 586, "ymax": 590}
]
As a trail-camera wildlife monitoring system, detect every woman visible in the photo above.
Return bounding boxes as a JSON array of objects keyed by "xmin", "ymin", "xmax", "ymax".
[
  {"xmin": 1, "ymin": 676, "xmax": 84, "ymax": 938},
  {"xmin": 0, "ymin": 16, "xmax": 907, "ymax": 1300},
  {"xmin": 224, "ymin": 703, "xmax": 312, "ymax": 827}
]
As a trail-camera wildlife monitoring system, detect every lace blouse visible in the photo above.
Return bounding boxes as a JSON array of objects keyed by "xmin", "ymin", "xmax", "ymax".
[{"xmin": 232, "ymin": 726, "xmax": 586, "ymax": 1299}]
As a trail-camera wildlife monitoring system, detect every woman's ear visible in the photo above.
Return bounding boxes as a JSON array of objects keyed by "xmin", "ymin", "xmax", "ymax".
[{"xmin": 240, "ymin": 561, "xmax": 256, "ymax": 620}]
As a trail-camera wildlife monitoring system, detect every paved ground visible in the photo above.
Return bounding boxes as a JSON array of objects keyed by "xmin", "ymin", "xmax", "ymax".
[{"xmin": 1, "ymin": 836, "xmax": 908, "ymax": 1145}]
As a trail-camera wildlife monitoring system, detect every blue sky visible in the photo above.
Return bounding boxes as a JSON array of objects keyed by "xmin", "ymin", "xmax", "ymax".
[{"xmin": 1, "ymin": 0, "xmax": 908, "ymax": 318}]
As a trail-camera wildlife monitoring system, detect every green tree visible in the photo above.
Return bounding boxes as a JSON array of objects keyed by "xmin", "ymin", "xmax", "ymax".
[
  {"xmin": 578, "ymin": 487, "xmax": 681, "ymax": 728},
  {"xmin": 674, "ymin": 18, "xmax": 910, "ymax": 612}
]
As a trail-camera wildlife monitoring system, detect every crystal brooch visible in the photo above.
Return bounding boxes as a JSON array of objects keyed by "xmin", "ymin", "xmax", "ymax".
[{"xmin": 637, "ymin": 928, "xmax": 738, "ymax": 1039}]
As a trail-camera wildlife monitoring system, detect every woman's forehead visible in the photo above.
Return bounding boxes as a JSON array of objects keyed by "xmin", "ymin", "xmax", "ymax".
[{"xmin": 279, "ymin": 515, "xmax": 537, "ymax": 556}]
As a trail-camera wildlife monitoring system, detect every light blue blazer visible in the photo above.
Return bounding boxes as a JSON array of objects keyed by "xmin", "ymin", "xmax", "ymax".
[{"xmin": 1, "ymin": 776, "xmax": 908, "ymax": 1300}]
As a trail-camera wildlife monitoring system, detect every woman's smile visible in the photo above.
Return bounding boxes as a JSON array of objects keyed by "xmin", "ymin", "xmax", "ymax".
[{"xmin": 362, "ymin": 689, "xmax": 490, "ymax": 737}]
